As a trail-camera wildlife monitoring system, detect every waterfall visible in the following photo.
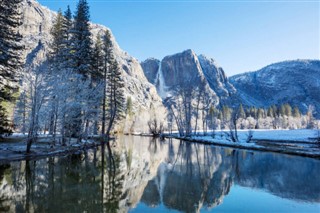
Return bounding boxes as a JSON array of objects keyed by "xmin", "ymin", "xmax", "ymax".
[{"xmin": 155, "ymin": 61, "xmax": 166, "ymax": 98}]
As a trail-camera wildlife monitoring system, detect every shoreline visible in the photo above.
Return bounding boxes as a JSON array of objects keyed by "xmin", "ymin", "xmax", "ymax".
[
  {"xmin": 1, "ymin": 129, "xmax": 320, "ymax": 163},
  {"xmin": 163, "ymin": 134, "xmax": 320, "ymax": 159},
  {"xmin": 0, "ymin": 141, "xmax": 102, "ymax": 164}
]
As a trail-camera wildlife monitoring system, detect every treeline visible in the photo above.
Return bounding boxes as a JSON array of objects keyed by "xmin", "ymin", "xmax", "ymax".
[
  {"xmin": 1, "ymin": 0, "xmax": 125, "ymax": 152},
  {"xmin": 167, "ymin": 79, "xmax": 318, "ymax": 137},
  {"xmin": 211, "ymin": 104, "xmax": 316, "ymax": 130}
]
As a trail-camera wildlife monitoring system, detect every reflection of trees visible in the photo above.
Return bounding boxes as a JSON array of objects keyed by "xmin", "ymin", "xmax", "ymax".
[
  {"xmin": 101, "ymin": 143, "xmax": 124, "ymax": 213},
  {"xmin": 1, "ymin": 137, "xmax": 320, "ymax": 212},
  {"xmin": 0, "ymin": 144, "xmax": 126, "ymax": 212}
]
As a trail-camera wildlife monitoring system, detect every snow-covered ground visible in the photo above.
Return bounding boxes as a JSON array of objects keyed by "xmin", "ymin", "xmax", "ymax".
[
  {"xmin": 218, "ymin": 129, "xmax": 318, "ymax": 142},
  {"xmin": 0, "ymin": 135, "xmax": 98, "ymax": 163},
  {"xmin": 165, "ymin": 129, "xmax": 320, "ymax": 158}
]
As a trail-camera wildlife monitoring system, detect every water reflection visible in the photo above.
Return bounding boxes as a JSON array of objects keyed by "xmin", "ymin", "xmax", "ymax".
[{"xmin": 0, "ymin": 136, "xmax": 319, "ymax": 212}]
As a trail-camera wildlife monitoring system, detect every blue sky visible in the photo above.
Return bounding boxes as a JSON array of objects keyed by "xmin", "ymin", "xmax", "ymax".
[{"xmin": 38, "ymin": 0, "xmax": 319, "ymax": 76}]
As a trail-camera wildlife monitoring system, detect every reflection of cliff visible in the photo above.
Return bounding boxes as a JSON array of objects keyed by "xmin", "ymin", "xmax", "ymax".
[
  {"xmin": 0, "ymin": 136, "xmax": 320, "ymax": 212},
  {"xmin": 140, "ymin": 142, "xmax": 233, "ymax": 213}
]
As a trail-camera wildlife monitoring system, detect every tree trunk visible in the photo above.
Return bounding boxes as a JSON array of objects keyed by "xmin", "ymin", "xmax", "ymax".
[{"xmin": 101, "ymin": 58, "xmax": 107, "ymax": 139}]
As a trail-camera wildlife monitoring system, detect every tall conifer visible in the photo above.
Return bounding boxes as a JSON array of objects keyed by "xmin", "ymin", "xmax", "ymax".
[{"xmin": 0, "ymin": 0, "xmax": 23, "ymax": 135}]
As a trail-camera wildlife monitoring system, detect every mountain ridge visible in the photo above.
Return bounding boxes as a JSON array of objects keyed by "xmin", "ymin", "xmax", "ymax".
[{"xmin": 141, "ymin": 49, "xmax": 320, "ymax": 116}]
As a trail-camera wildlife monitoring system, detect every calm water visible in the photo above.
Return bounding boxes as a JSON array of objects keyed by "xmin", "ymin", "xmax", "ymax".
[{"xmin": 0, "ymin": 136, "xmax": 319, "ymax": 212}]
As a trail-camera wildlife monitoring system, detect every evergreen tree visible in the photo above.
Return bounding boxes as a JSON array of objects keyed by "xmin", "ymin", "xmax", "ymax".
[
  {"xmin": 222, "ymin": 105, "xmax": 231, "ymax": 121},
  {"xmin": 238, "ymin": 104, "xmax": 246, "ymax": 119},
  {"xmin": 208, "ymin": 105, "xmax": 215, "ymax": 130},
  {"xmin": 249, "ymin": 107, "xmax": 257, "ymax": 118},
  {"xmin": 0, "ymin": 0, "xmax": 23, "ymax": 90},
  {"xmin": 66, "ymin": 0, "xmax": 94, "ymax": 138},
  {"xmin": 0, "ymin": 0, "xmax": 23, "ymax": 135},
  {"xmin": 293, "ymin": 106, "xmax": 301, "ymax": 118},
  {"xmin": 92, "ymin": 35, "xmax": 104, "ymax": 81},
  {"xmin": 279, "ymin": 104, "xmax": 286, "ymax": 117},
  {"xmin": 50, "ymin": 10, "xmax": 64, "ymax": 55},
  {"xmin": 90, "ymin": 35, "xmax": 104, "ymax": 135},
  {"xmin": 0, "ymin": 105, "xmax": 12, "ymax": 136},
  {"xmin": 62, "ymin": 6, "xmax": 73, "ymax": 70},
  {"xmin": 284, "ymin": 103, "xmax": 292, "ymax": 117},
  {"xmin": 71, "ymin": 0, "xmax": 93, "ymax": 78},
  {"xmin": 126, "ymin": 96, "xmax": 133, "ymax": 116},
  {"xmin": 257, "ymin": 108, "xmax": 264, "ymax": 119},
  {"xmin": 267, "ymin": 106, "xmax": 274, "ymax": 118},
  {"xmin": 272, "ymin": 105, "xmax": 278, "ymax": 117},
  {"xmin": 106, "ymin": 60, "xmax": 125, "ymax": 137},
  {"xmin": 63, "ymin": 6, "xmax": 73, "ymax": 40},
  {"xmin": 101, "ymin": 30, "xmax": 113, "ymax": 137}
]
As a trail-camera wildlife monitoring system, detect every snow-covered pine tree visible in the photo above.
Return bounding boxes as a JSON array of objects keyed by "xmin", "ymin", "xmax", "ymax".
[
  {"xmin": 106, "ymin": 60, "xmax": 125, "ymax": 138},
  {"xmin": 101, "ymin": 30, "xmax": 114, "ymax": 138},
  {"xmin": 0, "ymin": 0, "xmax": 23, "ymax": 90},
  {"xmin": 61, "ymin": 6, "xmax": 73, "ymax": 71},
  {"xmin": 66, "ymin": 0, "xmax": 94, "ymax": 139},
  {"xmin": 49, "ymin": 9, "xmax": 65, "ymax": 68},
  {"xmin": 90, "ymin": 35, "xmax": 105, "ymax": 134},
  {"xmin": 0, "ymin": 0, "xmax": 23, "ymax": 135},
  {"xmin": 71, "ymin": 0, "xmax": 93, "ymax": 79},
  {"xmin": 92, "ymin": 35, "xmax": 104, "ymax": 81}
]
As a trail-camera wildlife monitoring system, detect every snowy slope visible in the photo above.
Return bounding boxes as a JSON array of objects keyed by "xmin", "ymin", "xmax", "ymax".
[
  {"xmin": 230, "ymin": 60, "xmax": 320, "ymax": 116},
  {"xmin": 18, "ymin": 0, "xmax": 166, "ymax": 133}
]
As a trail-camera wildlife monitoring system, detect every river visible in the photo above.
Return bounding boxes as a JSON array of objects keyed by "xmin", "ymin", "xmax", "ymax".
[{"xmin": 0, "ymin": 136, "xmax": 319, "ymax": 212}]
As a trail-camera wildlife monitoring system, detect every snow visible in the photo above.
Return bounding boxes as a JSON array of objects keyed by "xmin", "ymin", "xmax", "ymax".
[
  {"xmin": 165, "ymin": 129, "xmax": 320, "ymax": 158},
  {"xmin": 246, "ymin": 129, "xmax": 317, "ymax": 142}
]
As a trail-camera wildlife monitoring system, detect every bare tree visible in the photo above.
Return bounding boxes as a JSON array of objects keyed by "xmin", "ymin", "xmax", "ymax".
[
  {"xmin": 25, "ymin": 64, "xmax": 49, "ymax": 153},
  {"xmin": 147, "ymin": 118, "xmax": 164, "ymax": 136},
  {"xmin": 226, "ymin": 107, "xmax": 239, "ymax": 143}
]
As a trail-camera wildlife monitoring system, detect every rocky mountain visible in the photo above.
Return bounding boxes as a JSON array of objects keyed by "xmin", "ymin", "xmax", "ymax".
[
  {"xmin": 230, "ymin": 60, "xmax": 320, "ymax": 115},
  {"xmin": 19, "ymin": 0, "xmax": 166, "ymax": 133},
  {"xmin": 142, "ymin": 50, "xmax": 320, "ymax": 117},
  {"xmin": 141, "ymin": 49, "xmax": 237, "ymax": 106}
]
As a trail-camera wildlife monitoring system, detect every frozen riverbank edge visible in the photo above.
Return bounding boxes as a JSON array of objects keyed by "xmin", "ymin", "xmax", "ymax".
[
  {"xmin": 0, "ymin": 141, "xmax": 101, "ymax": 164},
  {"xmin": 163, "ymin": 130, "xmax": 320, "ymax": 159}
]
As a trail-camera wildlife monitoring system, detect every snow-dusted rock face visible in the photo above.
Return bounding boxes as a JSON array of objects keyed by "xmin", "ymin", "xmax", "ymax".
[
  {"xmin": 198, "ymin": 54, "xmax": 237, "ymax": 105},
  {"xmin": 230, "ymin": 60, "xmax": 320, "ymax": 115},
  {"xmin": 141, "ymin": 49, "xmax": 238, "ymax": 106},
  {"xmin": 18, "ymin": 0, "xmax": 166, "ymax": 133},
  {"xmin": 141, "ymin": 58, "xmax": 160, "ymax": 85}
]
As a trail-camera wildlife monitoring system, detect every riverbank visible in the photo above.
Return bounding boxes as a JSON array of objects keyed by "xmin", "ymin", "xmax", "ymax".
[
  {"xmin": 163, "ymin": 129, "xmax": 320, "ymax": 159},
  {"xmin": 0, "ymin": 134, "xmax": 101, "ymax": 163}
]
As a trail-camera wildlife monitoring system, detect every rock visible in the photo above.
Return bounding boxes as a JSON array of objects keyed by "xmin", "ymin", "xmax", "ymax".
[
  {"xmin": 141, "ymin": 49, "xmax": 237, "ymax": 106},
  {"xmin": 141, "ymin": 58, "xmax": 160, "ymax": 85},
  {"xmin": 230, "ymin": 60, "xmax": 320, "ymax": 116}
]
